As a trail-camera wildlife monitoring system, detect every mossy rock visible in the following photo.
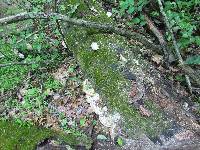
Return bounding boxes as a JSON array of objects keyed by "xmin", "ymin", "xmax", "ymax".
[
  {"xmin": 0, "ymin": 120, "xmax": 92, "ymax": 150},
  {"xmin": 65, "ymin": 1, "xmax": 171, "ymax": 137}
]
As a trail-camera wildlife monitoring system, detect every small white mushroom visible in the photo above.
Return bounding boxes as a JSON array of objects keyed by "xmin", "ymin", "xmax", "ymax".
[
  {"xmin": 106, "ymin": 12, "xmax": 112, "ymax": 17},
  {"xmin": 91, "ymin": 42, "xmax": 99, "ymax": 50}
]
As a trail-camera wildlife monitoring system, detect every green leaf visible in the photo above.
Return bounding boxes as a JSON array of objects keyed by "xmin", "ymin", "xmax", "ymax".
[
  {"xmin": 60, "ymin": 5, "xmax": 66, "ymax": 11},
  {"xmin": 140, "ymin": 20, "xmax": 146, "ymax": 26},
  {"xmin": 68, "ymin": 66, "xmax": 75, "ymax": 73},
  {"xmin": 132, "ymin": 17, "xmax": 140, "ymax": 24},
  {"xmin": 97, "ymin": 134, "xmax": 107, "ymax": 140},
  {"xmin": 175, "ymin": 75, "xmax": 185, "ymax": 82},
  {"xmin": 92, "ymin": 120, "xmax": 97, "ymax": 125},
  {"xmin": 151, "ymin": 11, "xmax": 159, "ymax": 17},
  {"xmin": 120, "ymin": 1, "xmax": 129, "ymax": 10},
  {"xmin": 61, "ymin": 119, "xmax": 67, "ymax": 126},
  {"xmin": 117, "ymin": 137, "xmax": 123, "ymax": 146},
  {"xmin": 127, "ymin": 6, "xmax": 135, "ymax": 14},
  {"xmin": 80, "ymin": 118, "xmax": 86, "ymax": 127},
  {"xmin": 184, "ymin": 55, "xmax": 200, "ymax": 65},
  {"xmin": 127, "ymin": 0, "xmax": 134, "ymax": 4},
  {"xmin": 195, "ymin": 36, "xmax": 200, "ymax": 45}
]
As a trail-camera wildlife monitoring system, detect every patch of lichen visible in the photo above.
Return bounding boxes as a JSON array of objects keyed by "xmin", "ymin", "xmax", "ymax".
[
  {"xmin": 0, "ymin": 119, "xmax": 92, "ymax": 150},
  {"xmin": 65, "ymin": 1, "xmax": 170, "ymax": 136}
]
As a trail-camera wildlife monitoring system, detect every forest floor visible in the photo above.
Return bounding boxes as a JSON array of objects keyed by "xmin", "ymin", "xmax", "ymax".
[{"xmin": 0, "ymin": 0, "xmax": 200, "ymax": 150}]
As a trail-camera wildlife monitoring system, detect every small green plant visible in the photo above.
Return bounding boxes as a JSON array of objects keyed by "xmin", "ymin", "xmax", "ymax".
[
  {"xmin": 115, "ymin": 0, "xmax": 199, "ymax": 65},
  {"xmin": 184, "ymin": 55, "xmax": 200, "ymax": 65},
  {"xmin": 79, "ymin": 117, "xmax": 86, "ymax": 127},
  {"xmin": 44, "ymin": 76, "xmax": 62, "ymax": 90},
  {"xmin": 117, "ymin": 137, "xmax": 124, "ymax": 146},
  {"xmin": 164, "ymin": 1, "xmax": 200, "ymax": 49},
  {"xmin": 113, "ymin": 0, "xmax": 148, "ymax": 26}
]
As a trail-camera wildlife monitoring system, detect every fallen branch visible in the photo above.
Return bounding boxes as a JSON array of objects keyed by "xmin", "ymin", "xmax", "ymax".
[
  {"xmin": 0, "ymin": 61, "xmax": 35, "ymax": 68},
  {"xmin": 54, "ymin": 0, "xmax": 71, "ymax": 55},
  {"xmin": 1, "ymin": 12, "xmax": 199, "ymax": 86},
  {"xmin": 0, "ymin": 60, "xmax": 54, "ymax": 68},
  {"xmin": 0, "ymin": 12, "xmax": 161, "ymax": 51},
  {"xmin": 143, "ymin": 13, "xmax": 169, "ymax": 67},
  {"xmin": 157, "ymin": 0, "xmax": 193, "ymax": 93}
]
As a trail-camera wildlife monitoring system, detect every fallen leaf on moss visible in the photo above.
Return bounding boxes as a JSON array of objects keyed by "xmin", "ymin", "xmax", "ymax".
[
  {"xmin": 152, "ymin": 54, "xmax": 163, "ymax": 64},
  {"xmin": 139, "ymin": 105, "xmax": 152, "ymax": 117},
  {"xmin": 175, "ymin": 130, "xmax": 194, "ymax": 140},
  {"xmin": 97, "ymin": 134, "xmax": 107, "ymax": 140}
]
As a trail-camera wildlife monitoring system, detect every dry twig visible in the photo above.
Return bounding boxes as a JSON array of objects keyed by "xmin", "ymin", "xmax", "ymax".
[
  {"xmin": 0, "ymin": 61, "xmax": 35, "ymax": 68},
  {"xmin": 143, "ymin": 13, "xmax": 169, "ymax": 67},
  {"xmin": 157, "ymin": 0, "xmax": 193, "ymax": 93},
  {"xmin": 54, "ymin": 0, "xmax": 71, "ymax": 55}
]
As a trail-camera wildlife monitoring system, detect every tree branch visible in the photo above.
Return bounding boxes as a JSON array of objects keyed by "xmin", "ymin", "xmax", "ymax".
[
  {"xmin": 54, "ymin": 0, "xmax": 71, "ymax": 55},
  {"xmin": 0, "ymin": 61, "xmax": 35, "ymax": 68},
  {"xmin": 0, "ymin": 60, "xmax": 54, "ymax": 68},
  {"xmin": 1, "ymin": 12, "xmax": 199, "ymax": 87},
  {"xmin": 0, "ymin": 12, "xmax": 161, "ymax": 51},
  {"xmin": 157, "ymin": 0, "xmax": 193, "ymax": 93},
  {"xmin": 143, "ymin": 12, "xmax": 169, "ymax": 67}
]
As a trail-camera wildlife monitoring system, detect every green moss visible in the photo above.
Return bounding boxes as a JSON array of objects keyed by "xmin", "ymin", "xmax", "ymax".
[
  {"xmin": 66, "ymin": 29, "xmax": 169, "ymax": 136},
  {"xmin": 0, "ymin": 120, "xmax": 52, "ymax": 150},
  {"xmin": 0, "ymin": 119, "xmax": 92, "ymax": 150},
  {"xmin": 66, "ymin": 0, "xmax": 114, "ymax": 24}
]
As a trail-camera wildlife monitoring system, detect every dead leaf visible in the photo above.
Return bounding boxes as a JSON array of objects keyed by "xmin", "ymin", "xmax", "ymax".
[
  {"xmin": 175, "ymin": 130, "xmax": 194, "ymax": 140},
  {"xmin": 129, "ymin": 82, "xmax": 138, "ymax": 98},
  {"xmin": 152, "ymin": 54, "xmax": 163, "ymax": 64},
  {"xmin": 139, "ymin": 105, "xmax": 152, "ymax": 117}
]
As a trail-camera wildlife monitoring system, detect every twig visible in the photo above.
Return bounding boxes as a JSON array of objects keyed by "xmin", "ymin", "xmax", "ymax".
[
  {"xmin": 16, "ymin": 29, "xmax": 40, "ymax": 44},
  {"xmin": 0, "ymin": 61, "xmax": 35, "ymax": 68},
  {"xmin": 0, "ymin": 60, "xmax": 54, "ymax": 68},
  {"xmin": 16, "ymin": 23, "xmax": 54, "ymax": 44},
  {"xmin": 54, "ymin": 0, "xmax": 71, "ymax": 55},
  {"xmin": 157, "ymin": 0, "xmax": 193, "ymax": 93},
  {"xmin": 143, "ymin": 13, "xmax": 169, "ymax": 67},
  {"xmin": 0, "ymin": 12, "xmax": 161, "ymax": 51}
]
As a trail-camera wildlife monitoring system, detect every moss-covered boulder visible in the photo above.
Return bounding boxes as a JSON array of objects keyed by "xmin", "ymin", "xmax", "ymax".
[
  {"xmin": 64, "ymin": 0, "xmax": 171, "ymax": 138},
  {"xmin": 64, "ymin": 0, "xmax": 200, "ymax": 142}
]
